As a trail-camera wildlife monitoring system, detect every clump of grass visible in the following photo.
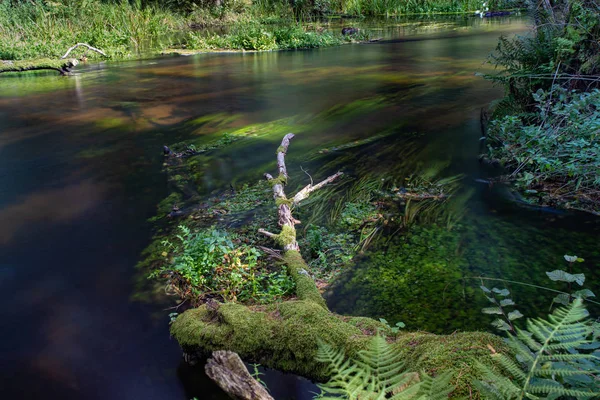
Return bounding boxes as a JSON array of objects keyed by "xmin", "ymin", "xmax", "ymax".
[
  {"xmin": 0, "ymin": 0, "xmax": 185, "ymax": 60},
  {"xmin": 182, "ymin": 23, "xmax": 346, "ymax": 51}
]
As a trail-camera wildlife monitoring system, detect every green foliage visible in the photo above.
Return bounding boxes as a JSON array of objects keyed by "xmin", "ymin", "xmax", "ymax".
[
  {"xmin": 0, "ymin": 0, "xmax": 185, "ymax": 60},
  {"xmin": 485, "ymin": 0, "xmax": 600, "ymax": 108},
  {"xmin": 315, "ymin": 335, "xmax": 458, "ymax": 399},
  {"xmin": 487, "ymin": 87, "xmax": 600, "ymax": 212},
  {"xmin": 152, "ymin": 225, "xmax": 294, "ymax": 304},
  {"xmin": 299, "ymin": 224, "xmax": 355, "ymax": 280},
  {"xmin": 183, "ymin": 23, "xmax": 344, "ymax": 51},
  {"xmin": 480, "ymin": 284, "xmax": 523, "ymax": 333},
  {"xmin": 476, "ymin": 299, "xmax": 600, "ymax": 398}
]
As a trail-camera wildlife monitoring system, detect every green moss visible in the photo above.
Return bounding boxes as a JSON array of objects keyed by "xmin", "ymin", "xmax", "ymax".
[
  {"xmin": 394, "ymin": 331, "xmax": 511, "ymax": 398},
  {"xmin": 269, "ymin": 174, "xmax": 288, "ymax": 187},
  {"xmin": 276, "ymin": 224, "xmax": 297, "ymax": 247},
  {"xmin": 275, "ymin": 197, "xmax": 293, "ymax": 207},
  {"xmin": 283, "ymin": 250, "xmax": 328, "ymax": 309},
  {"xmin": 276, "ymin": 145, "xmax": 286, "ymax": 154},
  {"xmin": 170, "ymin": 301, "xmax": 507, "ymax": 390},
  {"xmin": 170, "ymin": 300, "xmax": 369, "ymax": 379},
  {"xmin": 0, "ymin": 58, "xmax": 78, "ymax": 73},
  {"xmin": 345, "ymin": 316, "xmax": 391, "ymax": 335}
]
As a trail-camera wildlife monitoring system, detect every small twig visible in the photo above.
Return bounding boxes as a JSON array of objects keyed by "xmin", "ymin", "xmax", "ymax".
[
  {"xmin": 258, "ymin": 229, "xmax": 277, "ymax": 238},
  {"xmin": 61, "ymin": 43, "xmax": 107, "ymax": 59},
  {"xmin": 300, "ymin": 166, "xmax": 314, "ymax": 186},
  {"xmin": 164, "ymin": 298, "xmax": 188, "ymax": 311}
]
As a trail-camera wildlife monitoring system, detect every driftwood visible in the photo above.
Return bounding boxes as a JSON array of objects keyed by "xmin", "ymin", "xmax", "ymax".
[
  {"xmin": 205, "ymin": 351, "xmax": 274, "ymax": 400},
  {"xmin": 61, "ymin": 43, "xmax": 107, "ymax": 59}
]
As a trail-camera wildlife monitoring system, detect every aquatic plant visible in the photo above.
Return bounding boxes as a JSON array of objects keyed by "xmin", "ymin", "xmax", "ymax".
[
  {"xmin": 315, "ymin": 335, "xmax": 456, "ymax": 399},
  {"xmin": 476, "ymin": 299, "xmax": 600, "ymax": 398}
]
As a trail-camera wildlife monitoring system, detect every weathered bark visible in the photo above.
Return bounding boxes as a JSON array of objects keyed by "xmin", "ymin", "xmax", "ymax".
[
  {"xmin": 205, "ymin": 351, "xmax": 274, "ymax": 400},
  {"xmin": 258, "ymin": 133, "xmax": 343, "ymax": 253}
]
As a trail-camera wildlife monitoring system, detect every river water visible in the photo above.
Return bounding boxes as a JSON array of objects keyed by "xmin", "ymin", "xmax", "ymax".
[{"xmin": 1, "ymin": 16, "xmax": 598, "ymax": 400}]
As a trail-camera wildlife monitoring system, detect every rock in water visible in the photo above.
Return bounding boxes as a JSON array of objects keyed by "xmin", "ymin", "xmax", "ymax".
[{"xmin": 342, "ymin": 27, "xmax": 359, "ymax": 35}]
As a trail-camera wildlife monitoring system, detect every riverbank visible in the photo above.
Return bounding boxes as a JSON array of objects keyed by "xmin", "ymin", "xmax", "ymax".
[
  {"xmin": 0, "ymin": 0, "xmax": 519, "ymax": 69},
  {"xmin": 482, "ymin": 0, "xmax": 600, "ymax": 214}
]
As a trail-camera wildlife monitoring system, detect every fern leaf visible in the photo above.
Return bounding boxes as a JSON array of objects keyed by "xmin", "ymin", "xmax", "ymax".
[{"xmin": 413, "ymin": 371, "xmax": 458, "ymax": 400}]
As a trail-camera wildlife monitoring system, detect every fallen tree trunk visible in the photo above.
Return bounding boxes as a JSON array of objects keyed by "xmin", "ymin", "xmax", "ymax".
[
  {"xmin": 170, "ymin": 133, "xmax": 508, "ymax": 395},
  {"xmin": 0, "ymin": 58, "xmax": 80, "ymax": 75}
]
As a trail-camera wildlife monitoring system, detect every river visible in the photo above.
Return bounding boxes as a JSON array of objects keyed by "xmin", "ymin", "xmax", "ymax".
[{"xmin": 1, "ymin": 16, "xmax": 598, "ymax": 400}]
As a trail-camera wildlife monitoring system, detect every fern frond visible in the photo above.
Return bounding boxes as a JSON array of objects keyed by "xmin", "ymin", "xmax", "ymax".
[
  {"xmin": 316, "ymin": 335, "xmax": 457, "ymax": 399},
  {"xmin": 413, "ymin": 371, "xmax": 458, "ymax": 400},
  {"xmin": 477, "ymin": 299, "xmax": 600, "ymax": 399}
]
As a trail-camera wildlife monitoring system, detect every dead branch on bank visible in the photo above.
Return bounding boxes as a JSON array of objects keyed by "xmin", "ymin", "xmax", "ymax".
[{"xmin": 61, "ymin": 43, "xmax": 107, "ymax": 59}]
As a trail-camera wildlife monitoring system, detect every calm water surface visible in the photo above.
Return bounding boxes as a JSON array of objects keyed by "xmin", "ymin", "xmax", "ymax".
[{"xmin": 2, "ymin": 16, "xmax": 597, "ymax": 400}]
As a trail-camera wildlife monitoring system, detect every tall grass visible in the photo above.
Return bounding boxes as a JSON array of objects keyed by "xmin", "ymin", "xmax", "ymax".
[{"xmin": 0, "ymin": 0, "xmax": 185, "ymax": 60}]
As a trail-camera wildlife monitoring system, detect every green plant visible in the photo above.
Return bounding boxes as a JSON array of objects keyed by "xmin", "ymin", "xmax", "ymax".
[
  {"xmin": 378, "ymin": 318, "xmax": 405, "ymax": 333},
  {"xmin": 315, "ymin": 335, "xmax": 457, "ymax": 399},
  {"xmin": 487, "ymin": 87, "xmax": 600, "ymax": 212},
  {"xmin": 547, "ymin": 254, "xmax": 596, "ymax": 307},
  {"xmin": 480, "ymin": 284, "xmax": 523, "ymax": 333},
  {"xmin": 476, "ymin": 299, "xmax": 600, "ymax": 398},
  {"xmin": 151, "ymin": 225, "xmax": 294, "ymax": 304}
]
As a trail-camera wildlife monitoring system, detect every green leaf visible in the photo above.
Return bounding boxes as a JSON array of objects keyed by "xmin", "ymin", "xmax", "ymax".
[
  {"xmin": 573, "ymin": 289, "xmax": 595, "ymax": 299},
  {"xmin": 546, "ymin": 270, "xmax": 585, "ymax": 285},
  {"xmin": 480, "ymin": 285, "xmax": 491, "ymax": 293},
  {"xmin": 482, "ymin": 307, "xmax": 503, "ymax": 315},
  {"xmin": 491, "ymin": 319, "xmax": 512, "ymax": 331},
  {"xmin": 553, "ymin": 293, "xmax": 571, "ymax": 306},
  {"xmin": 492, "ymin": 288, "xmax": 510, "ymax": 296},
  {"xmin": 507, "ymin": 310, "xmax": 523, "ymax": 320},
  {"xmin": 500, "ymin": 299, "xmax": 516, "ymax": 307}
]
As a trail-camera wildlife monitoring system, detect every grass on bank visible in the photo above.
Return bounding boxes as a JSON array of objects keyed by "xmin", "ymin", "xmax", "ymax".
[
  {"xmin": 0, "ymin": 0, "xmax": 520, "ymax": 63},
  {"xmin": 0, "ymin": 0, "xmax": 186, "ymax": 60}
]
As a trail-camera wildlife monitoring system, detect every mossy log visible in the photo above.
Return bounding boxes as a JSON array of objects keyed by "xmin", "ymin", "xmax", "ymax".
[
  {"xmin": 0, "ymin": 58, "xmax": 80, "ymax": 75},
  {"xmin": 169, "ymin": 133, "xmax": 507, "ymax": 396},
  {"xmin": 171, "ymin": 300, "xmax": 507, "ymax": 392}
]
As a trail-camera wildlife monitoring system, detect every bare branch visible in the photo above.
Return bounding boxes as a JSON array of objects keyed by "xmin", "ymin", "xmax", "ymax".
[
  {"xmin": 61, "ymin": 43, "xmax": 107, "ymax": 59},
  {"xmin": 293, "ymin": 171, "xmax": 344, "ymax": 205},
  {"xmin": 258, "ymin": 229, "xmax": 277, "ymax": 238},
  {"xmin": 277, "ymin": 133, "xmax": 295, "ymax": 178}
]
